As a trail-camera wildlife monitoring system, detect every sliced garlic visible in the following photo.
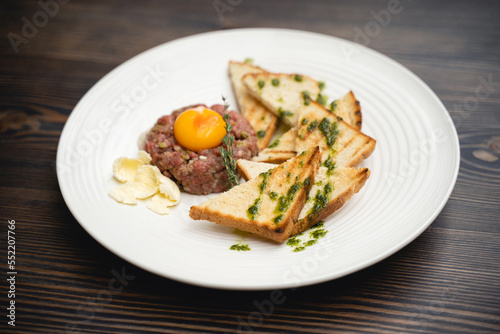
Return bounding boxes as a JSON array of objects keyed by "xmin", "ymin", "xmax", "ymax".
[
  {"xmin": 110, "ymin": 151, "xmax": 181, "ymax": 215},
  {"xmin": 158, "ymin": 174, "xmax": 181, "ymax": 204},
  {"xmin": 113, "ymin": 157, "xmax": 143, "ymax": 182},
  {"xmin": 146, "ymin": 193, "xmax": 177, "ymax": 215},
  {"xmin": 137, "ymin": 150, "xmax": 152, "ymax": 164},
  {"xmin": 109, "ymin": 183, "xmax": 138, "ymax": 204}
]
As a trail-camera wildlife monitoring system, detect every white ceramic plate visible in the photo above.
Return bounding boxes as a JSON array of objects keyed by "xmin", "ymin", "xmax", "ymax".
[{"xmin": 57, "ymin": 28, "xmax": 459, "ymax": 290}]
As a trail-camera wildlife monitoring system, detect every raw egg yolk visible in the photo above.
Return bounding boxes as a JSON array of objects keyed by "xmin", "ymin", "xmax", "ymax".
[{"xmin": 173, "ymin": 107, "xmax": 227, "ymax": 151}]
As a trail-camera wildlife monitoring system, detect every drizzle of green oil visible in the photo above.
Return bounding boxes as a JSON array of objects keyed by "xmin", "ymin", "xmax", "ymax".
[
  {"xmin": 258, "ymin": 80, "xmax": 265, "ymax": 89},
  {"xmin": 329, "ymin": 100, "xmax": 338, "ymax": 112},
  {"xmin": 307, "ymin": 120, "xmax": 318, "ymax": 132},
  {"xmin": 316, "ymin": 93, "xmax": 328, "ymax": 106},
  {"xmin": 286, "ymin": 221, "xmax": 328, "ymax": 252},
  {"xmin": 310, "ymin": 229, "xmax": 327, "ymax": 239},
  {"xmin": 277, "ymin": 107, "xmax": 293, "ymax": 119},
  {"xmin": 294, "ymin": 74, "xmax": 303, "ymax": 82},
  {"xmin": 302, "ymin": 91, "xmax": 311, "ymax": 105},
  {"xmin": 257, "ymin": 130, "xmax": 266, "ymax": 138},
  {"xmin": 321, "ymin": 154, "xmax": 336, "ymax": 176},
  {"xmin": 272, "ymin": 78, "xmax": 280, "ymax": 86},
  {"xmin": 230, "ymin": 243, "xmax": 250, "ymax": 251},
  {"xmin": 268, "ymin": 138, "xmax": 280, "ymax": 148},
  {"xmin": 259, "ymin": 170, "xmax": 272, "ymax": 194},
  {"xmin": 247, "ymin": 197, "xmax": 261, "ymax": 221},
  {"xmin": 318, "ymin": 118, "xmax": 339, "ymax": 147},
  {"xmin": 273, "ymin": 181, "xmax": 303, "ymax": 223},
  {"xmin": 307, "ymin": 183, "xmax": 333, "ymax": 221}
]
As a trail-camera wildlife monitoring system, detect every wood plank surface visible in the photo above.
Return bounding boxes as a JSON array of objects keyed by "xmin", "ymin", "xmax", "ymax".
[{"xmin": 1, "ymin": 0, "xmax": 499, "ymax": 333}]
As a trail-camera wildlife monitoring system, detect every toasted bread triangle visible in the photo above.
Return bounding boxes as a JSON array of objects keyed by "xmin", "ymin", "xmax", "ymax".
[
  {"xmin": 189, "ymin": 147, "xmax": 321, "ymax": 242},
  {"xmin": 242, "ymin": 72, "xmax": 321, "ymax": 127},
  {"xmin": 228, "ymin": 61, "xmax": 279, "ymax": 151},
  {"xmin": 296, "ymin": 100, "xmax": 376, "ymax": 168},
  {"xmin": 234, "ymin": 159, "xmax": 371, "ymax": 230}
]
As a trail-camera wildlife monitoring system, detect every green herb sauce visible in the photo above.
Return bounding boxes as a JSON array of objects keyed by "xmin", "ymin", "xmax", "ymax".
[
  {"xmin": 286, "ymin": 236, "xmax": 301, "ymax": 246},
  {"xmin": 307, "ymin": 120, "xmax": 318, "ymax": 132},
  {"xmin": 277, "ymin": 107, "xmax": 293, "ymax": 119},
  {"xmin": 247, "ymin": 197, "xmax": 262, "ymax": 221},
  {"xmin": 307, "ymin": 183, "xmax": 333, "ymax": 221},
  {"xmin": 274, "ymin": 181, "xmax": 303, "ymax": 223},
  {"xmin": 273, "ymin": 214, "xmax": 284, "ymax": 224},
  {"xmin": 269, "ymin": 191, "xmax": 278, "ymax": 200},
  {"xmin": 329, "ymin": 100, "xmax": 338, "ymax": 112},
  {"xmin": 310, "ymin": 228, "xmax": 327, "ymax": 239},
  {"xmin": 258, "ymin": 80, "xmax": 265, "ymax": 89},
  {"xmin": 257, "ymin": 130, "xmax": 266, "ymax": 138},
  {"xmin": 302, "ymin": 91, "xmax": 311, "ymax": 105},
  {"xmin": 286, "ymin": 221, "xmax": 328, "ymax": 252},
  {"xmin": 294, "ymin": 74, "xmax": 303, "ymax": 82},
  {"xmin": 268, "ymin": 138, "xmax": 280, "ymax": 148},
  {"xmin": 230, "ymin": 243, "xmax": 251, "ymax": 251},
  {"xmin": 321, "ymin": 155, "xmax": 336, "ymax": 176},
  {"xmin": 259, "ymin": 170, "xmax": 272, "ymax": 194},
  {"xmin": 272, "ymin": 78, "xmax": 280, "ymax": 86},
  {"xmin": 301, "ymin": 118, "xmax": 309, "ymax": 125},
  {"xmin": 316, "ymin": 93, "xmax": 327, "ymax": 106},
  {"xmin": 318, "ymin": 81, "xmax": 326, "ymax": 91},
  {"xmin": 318, "ymin": 118, "xmax": 339, "ymax": 147}
]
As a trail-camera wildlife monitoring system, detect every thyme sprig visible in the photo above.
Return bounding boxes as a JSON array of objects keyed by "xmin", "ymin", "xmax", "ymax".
[{"xmin": 220, "ymin": 96, "xmax": 239, "ymax": 190}]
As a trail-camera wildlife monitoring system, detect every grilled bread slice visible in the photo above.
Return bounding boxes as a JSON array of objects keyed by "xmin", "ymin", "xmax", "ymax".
[
  {"xmin": 331, "ymin": 91, "xmax": 362, "ymax": 130},
  {"xmin": 293, "ymin": 166, "xmax": 370, "ymax": 232},
  {"xmin": 242, "ymin": 72, "xmax": 321, "ymax": 128},
  {"xmin": 189, "ymin": 147, "xmax": 321, "ymax": 242},
  {"xmin": 228, "ymin": 61, "xmax": 279, "ymax": 151},
  {"xmin": 252, "ymin": 128, "xmax": 297, "ymax": 163},
  {"xmin": 235, "ymin": 159, "xmax": 371, "ymax": 228},
  {"xmin": 296, "ymin": 100, "xmax": 375, "ymax": 168}
]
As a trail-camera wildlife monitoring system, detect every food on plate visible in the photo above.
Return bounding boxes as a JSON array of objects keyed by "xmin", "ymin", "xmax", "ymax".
[
  {"xmin": 228, "ymin": 61, "xmax": 279, "ymax": 151},
  {"xmin": 252, "ymin": 127, "xmax": 297, "ymax": 163},
  {"xmin": 144, "ymin": 104, "xmax": 258, "ymax": 195},
  {"xmin": 173, "ymin": 106, "xmax": 227, "ymax": 151},
  {"xmin": 189, "ymin": 147, "xmax": 321, "ymax": 242},
  {"xmin": 242, "ymin": 72, "xmax": 321, "ymax": 127},
  {"xmin": 109, "ymin": 151, "xmax": 180, "ymax": 214},
  {"xmin": 187, "ymin": 62, "xmax": 376, "ymax": 242},
  {"xmin": 237, "ymin": 159, "xmax": 370, "ymax": 229}
]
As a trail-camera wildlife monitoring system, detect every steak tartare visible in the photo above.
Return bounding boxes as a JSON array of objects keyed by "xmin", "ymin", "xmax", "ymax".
[{"xmin": 145, "ymin": 104, "xmax": 258, "ymax": 194}]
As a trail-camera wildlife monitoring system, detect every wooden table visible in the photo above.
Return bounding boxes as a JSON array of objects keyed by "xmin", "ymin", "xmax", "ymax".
[{"xmin": 1, "ymin": 0, "xmax": 499, "ymax": 332}]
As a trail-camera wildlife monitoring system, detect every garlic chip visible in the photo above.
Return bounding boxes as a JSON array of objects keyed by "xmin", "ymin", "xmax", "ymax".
[
  {"xmin": 109, "ymin": 150, "xmax": 180, "ymax": 215},
  {"xmin": 146, "ymin": 194, "xmax": 176, "ymax": 215},
  {"xmin": 109, "ymin": 183, "xmax": 138, "ymax": 205},
  {"xmin": 158, "ymin": 173, "xmax": 181, "ymax": 204}
]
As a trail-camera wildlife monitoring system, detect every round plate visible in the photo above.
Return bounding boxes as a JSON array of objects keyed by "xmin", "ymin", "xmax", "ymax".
[{"xmin": 57, "ymin": 28, "xmax": 459, "ymax": 290}]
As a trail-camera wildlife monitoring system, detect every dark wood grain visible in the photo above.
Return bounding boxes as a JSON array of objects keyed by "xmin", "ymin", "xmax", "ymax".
[{"xmin": 1, "ymin": 0, "xmax": 500, "ymax": 333}]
